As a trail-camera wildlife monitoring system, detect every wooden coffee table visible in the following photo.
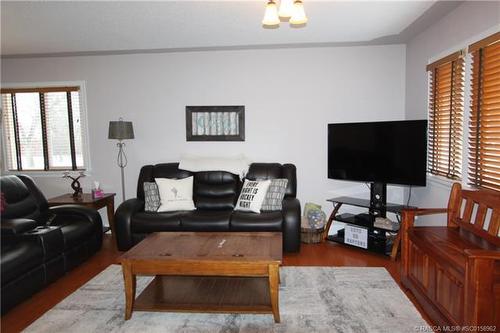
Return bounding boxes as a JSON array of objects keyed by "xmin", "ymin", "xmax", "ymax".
[{"xmin": 120, "ymin": 232, "xmax": 282, "ymax": 322}]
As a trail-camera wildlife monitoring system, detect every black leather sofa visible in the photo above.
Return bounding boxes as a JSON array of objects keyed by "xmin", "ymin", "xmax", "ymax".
[
  {"xmin": 115, "ymin": 163, "xmax": 301, "ymax": 252},
  {"xmin": 0, "ymin": 175, "xmax": 103, "ymax": 314}
]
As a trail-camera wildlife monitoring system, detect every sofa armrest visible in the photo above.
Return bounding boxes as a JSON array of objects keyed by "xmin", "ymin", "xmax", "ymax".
[
  {"xmin": 115, "ymin": 198, "xmax": 144, "ymax": 251},
  {"xmin": 49, "ymin": 205, "xmax": 103, "ymax": 244},
  {"xmin": 50, "ymin": 205, "xmax": 102, "ymax": 224},
  {"xmin": 50, "ymin": 204, "xmax": 102, "ymax": 229},
  {"xmin": 1, "ymin": 218, "xmax": 37, "ymax": 235},
  {"xmin": 1, "ymin": 219, "xmax": 47, "ymax": 248},
  {"xmin": 282, "ymin": 197, "xmax": 301, "ymax": 253}
]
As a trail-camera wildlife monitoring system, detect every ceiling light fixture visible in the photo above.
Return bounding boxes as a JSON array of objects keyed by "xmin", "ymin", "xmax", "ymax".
[
  {"xmin": 278, "ymin": 0, "xmax": 294, "ymax": 18},
  {"xmin": 289, "ymin": 0, "xmax": 308, "ymax": 25},
  {"xmin": 262, "ymin": 0, "xmax": 308, "ymax": 28},
  {"xmin": 262, "ymin": 0, "xmax": 280, "ymax": 27}
]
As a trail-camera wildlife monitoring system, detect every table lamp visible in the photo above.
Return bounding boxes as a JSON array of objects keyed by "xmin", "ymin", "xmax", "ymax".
[{"xmin": 108, "ymin": 118, "xmax": 134, "ymax": 201}]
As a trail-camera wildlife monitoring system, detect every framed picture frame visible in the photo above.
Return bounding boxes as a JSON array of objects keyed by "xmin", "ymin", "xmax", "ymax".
[{"xmin": 186, "ymin": 105, "xmax": 245, "ymax": 141}]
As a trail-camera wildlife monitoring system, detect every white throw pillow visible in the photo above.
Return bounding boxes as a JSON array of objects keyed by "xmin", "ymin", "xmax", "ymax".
[
  {"xmin": 235, "ymin": 179, "xmax": 271, "ymax": 213},
  {"xmin": 155, "ymin": 177, "xmax": 196, "ymax": 212}
]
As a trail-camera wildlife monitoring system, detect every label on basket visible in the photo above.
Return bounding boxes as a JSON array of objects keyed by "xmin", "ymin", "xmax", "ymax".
[{"xmin": 344, "ymin": 225, "xmax": 368, "ymax": 249}]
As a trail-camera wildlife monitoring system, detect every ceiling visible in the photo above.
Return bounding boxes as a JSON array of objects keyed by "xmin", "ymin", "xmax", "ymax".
[{"xmin": 1, "ymin": 1, "xmax": 462, "ymax": 57}]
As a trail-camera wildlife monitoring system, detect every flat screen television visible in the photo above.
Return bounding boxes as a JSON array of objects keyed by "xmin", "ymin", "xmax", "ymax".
[{"xmin": 328, "ymin": 120, "xmax": 427, "ymax": 186}]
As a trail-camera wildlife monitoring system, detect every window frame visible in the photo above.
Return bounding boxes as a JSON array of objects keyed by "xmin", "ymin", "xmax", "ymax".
[
  {"xmin": 426, "ymin": 49, "xmax": 466, "ymax": 181},
  {"xmin": 425, "ymin": 28, "xmax": 499, "ymax": 190},
  {"xmin": 467, "ymin": 31, "xmax": 500, "ymax": 191},
  {"xmin": 0, "ymin": 81, "xmax": 92, "ymax": 176}
]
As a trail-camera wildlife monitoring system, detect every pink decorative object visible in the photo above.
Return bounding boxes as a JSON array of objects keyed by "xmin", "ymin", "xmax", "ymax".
[
  {"xmin": 92, "ymin": 181, "xmax": 104, "ymax": 199},
  {"xmin": 92, "ymin": 189, "xmax": 104, "ymax": 199}
]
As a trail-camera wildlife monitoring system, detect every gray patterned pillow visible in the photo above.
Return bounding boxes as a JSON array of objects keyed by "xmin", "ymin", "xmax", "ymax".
[
  {"xmin": 261, "ymin": 179, "xmax": 288, "ymax": 212},
  {"xmin": 144, "ymin": 182, "xmax": 161, "ymax": 212}
]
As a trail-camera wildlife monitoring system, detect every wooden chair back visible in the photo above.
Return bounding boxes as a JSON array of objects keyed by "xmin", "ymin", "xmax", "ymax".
[{"xmin": 447, "ymin": 183, "xmax": 500, "ymax": 246}]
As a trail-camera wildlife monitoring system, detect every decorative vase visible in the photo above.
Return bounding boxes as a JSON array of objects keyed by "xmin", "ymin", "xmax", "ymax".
[
  {"xmin": 63, "ymin": 172, "xmax": 86, "ymax": 199},
  {"xmin": 307, "ymin": 209, "xmax": 326, "ymax": 230}
]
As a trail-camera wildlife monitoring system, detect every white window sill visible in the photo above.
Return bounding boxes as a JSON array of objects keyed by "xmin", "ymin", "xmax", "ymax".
[
  {"xmin": 1, "ymin": 170, "xmax": 91, "ymax": 178},
  {"xmin": 426, "ymin": 174, "xmax": 459, "ymax": 190}
]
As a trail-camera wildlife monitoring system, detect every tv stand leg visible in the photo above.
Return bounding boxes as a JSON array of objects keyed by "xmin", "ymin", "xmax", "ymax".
[
  {"xmin": 323, "ymin": 203, "xmax": 343, "ymax": 241},
  {"xmin": 390, "ymin": 231, "xmax": 401, "ymax": 261}
]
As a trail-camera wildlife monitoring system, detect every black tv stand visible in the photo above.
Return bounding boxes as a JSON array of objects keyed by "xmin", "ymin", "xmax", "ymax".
[
  {"xmin": 322, "ymin": 194, "xmax": 415, "ymax": 259},
  {"xmin": 370, "ymin": 182, "xmax": 387, "ymax": 217}
]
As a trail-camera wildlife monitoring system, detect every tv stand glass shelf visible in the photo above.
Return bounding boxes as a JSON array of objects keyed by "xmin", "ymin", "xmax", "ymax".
[{"xmin": 323, "ymin": 196, "xmax": 416, "ymax": 260}]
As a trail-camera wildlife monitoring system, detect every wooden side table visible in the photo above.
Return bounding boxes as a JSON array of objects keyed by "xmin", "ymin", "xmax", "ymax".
[{"xmin": 48, "ymin": 193, "xmax": 116, "ymax": 239}]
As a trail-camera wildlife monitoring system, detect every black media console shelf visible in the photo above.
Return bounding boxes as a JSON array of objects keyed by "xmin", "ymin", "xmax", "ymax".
[{"xmin": 323, "ymin": 196, "xmax": 416, "ymax": 259}]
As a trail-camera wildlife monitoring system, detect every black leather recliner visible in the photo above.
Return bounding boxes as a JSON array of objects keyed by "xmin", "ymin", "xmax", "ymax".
[
  {"xmin": 0, "ymin": 175, "xmax": 103, "ymax": 314},
  {"xmin": 115, "ymin": 163, "xmax": 301, "ymax": 252}
]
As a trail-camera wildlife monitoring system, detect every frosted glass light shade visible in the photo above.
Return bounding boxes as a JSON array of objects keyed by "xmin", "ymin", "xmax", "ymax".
[
  {"xmin": 262, "ymin": 1, "xmax": 280, "ymax": 26},
  {"xmin": 290, "ymin": 0, "xmax": 308, "ymax": 25},
  {"xmin": 278, "ymin": 0, "xmax": 294, "ymax": 18}
]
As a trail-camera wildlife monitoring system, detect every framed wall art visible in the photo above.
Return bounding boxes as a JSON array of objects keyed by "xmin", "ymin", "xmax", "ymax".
[{"xmin": 186, "ymin": 105, "xmax": 245, "ymax": 141}]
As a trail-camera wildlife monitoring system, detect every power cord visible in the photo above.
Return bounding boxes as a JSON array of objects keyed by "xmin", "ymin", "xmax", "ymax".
[{"xmin": 406, "ymin": 185, "xmax": 412, "ymax": 207}]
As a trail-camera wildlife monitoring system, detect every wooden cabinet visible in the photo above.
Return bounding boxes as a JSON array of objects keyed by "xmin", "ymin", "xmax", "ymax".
[
  {"xmin": 401, "ymin": 183, "xmax": 500, "ymax": 327},
  {"xmin": 435, "ymin": 265, "xmax": 463, "ymax": 322},
  {"xmin": 407, "ymin": 239, "xmax": 465, "ymax": 325},
  {"xmin": 408, "ymin": 242, "xmax": 429, "ymax": 291}
]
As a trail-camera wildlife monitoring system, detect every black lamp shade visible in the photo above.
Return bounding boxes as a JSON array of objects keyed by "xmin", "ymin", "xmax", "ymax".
[{"xmin": 108, "ymin": 120, "xmax": 134, "ymax": 140}]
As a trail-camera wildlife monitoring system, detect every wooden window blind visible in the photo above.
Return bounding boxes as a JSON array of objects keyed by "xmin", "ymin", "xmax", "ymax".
[
  {"xmin": 1, "ymin": 86, "xmax": 85, "ymax": 171},
  {"xmin": 426, "ymin": 50, "xmax": 465, "ymax": 180},
  {"xmin": 468, "ymin": 32, "xmax": 500, "ymax": 191}
]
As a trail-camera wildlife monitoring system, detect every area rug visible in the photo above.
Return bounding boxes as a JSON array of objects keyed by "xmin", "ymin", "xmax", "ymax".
[{"xmin": 24, "ymin": 265, "xmax": 427, "ymax": 333}]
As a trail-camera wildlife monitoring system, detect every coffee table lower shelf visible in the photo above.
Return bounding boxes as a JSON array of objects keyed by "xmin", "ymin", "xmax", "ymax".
[{"xmin": 133, "ymin": 275, "xmax": 275, "ymax": 317}]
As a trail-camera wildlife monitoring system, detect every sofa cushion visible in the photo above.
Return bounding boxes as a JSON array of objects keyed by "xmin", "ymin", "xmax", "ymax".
[
  {"xmin": 181, "ymin": 210, "xmax": 231, "ymax": 231},
  {"xmin": 131, "ymin": 212, "xmax": 182, "ymax": 233},
  {"xmin": 230, "ymin": 211, "xmax": 283, "ymax": 231},
  {"xmin": 246, "ymin": 163, "xmax": 297, "ymax": 198},
  {"xmin": 246, "ymin": 163, "xmax": 282, "ymax": 180},
  {"xmin": 1, "ymin": 241, "xmax": 44, "ymax": 285},
  {"xmin": 193, "ymin": 171, "xmax": 240, "ymax": 210}
]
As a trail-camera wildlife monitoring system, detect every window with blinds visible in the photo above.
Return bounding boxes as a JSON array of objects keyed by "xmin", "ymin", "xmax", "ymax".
[
  {"xmin": 1, "ymin": 86, "xmax": 86, "ymax": 171},
  {"xmin": 426, "ymin": 51, "xmax": 465, "ymax": 180},
  {"xmin": 468, "ymin": 32, "xmax": 500, "ymax": 191}
]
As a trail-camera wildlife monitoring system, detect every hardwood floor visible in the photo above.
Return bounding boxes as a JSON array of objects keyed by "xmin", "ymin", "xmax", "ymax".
[{"xmin": 1, "ymin": 234, "xmax": 430, "ymax": 332}]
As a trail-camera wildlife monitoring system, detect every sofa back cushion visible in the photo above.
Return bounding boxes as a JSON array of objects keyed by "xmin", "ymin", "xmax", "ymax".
[
  {"xmin": 137, "ymin": 163, "xmax": 192, "ymax": 200},
  {"xmin": 137, "ymin": 163, "xmax": 240, "ymax": 210},
  {"xmin": 0, "ymin": 175, "xmax": 47, "ymax": 220},
  {"xmin": 246, "ymin": 163, "xmax": 297, "ymax": 198},
  {"xmin": 194, "ymin": 171, "xmax": 240, "ymax": 210},
  {"xmin": 136, "ymin": 162, "xmax": 297, "ymax": 209}
]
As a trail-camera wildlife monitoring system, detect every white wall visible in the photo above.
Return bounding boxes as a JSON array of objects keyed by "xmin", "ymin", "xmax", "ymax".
[
  {"xmin": 405, "ymin": 1, "xmax": 500, "ymax": 225},
  {"xmin": 1, "ymin": 45, "xmax": 407, "ymax": 224}
]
